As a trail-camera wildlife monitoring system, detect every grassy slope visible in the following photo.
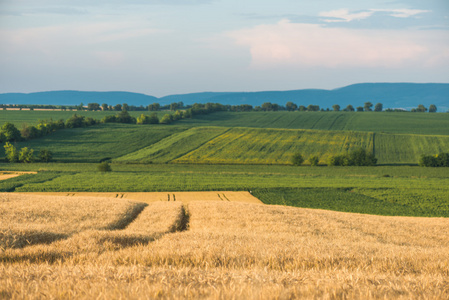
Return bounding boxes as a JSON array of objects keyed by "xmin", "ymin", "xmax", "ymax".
[
  {"xmin": 175, "ymin": 127, "xmax": 373, "ymax": 165},
  {"xmin": 115, "ymin": 127, "xmax": 229, "ymax": 163},
  {"xmin": 375, "ymin": 133, "xmax": 449, "ymax": 164},
  {"xmin": 4, "ymin": 124, "xmax": 185, "ymax": 163},
  {"xmin": 178, "ymin": 111, "xmax": 449, "ymax": 135}
]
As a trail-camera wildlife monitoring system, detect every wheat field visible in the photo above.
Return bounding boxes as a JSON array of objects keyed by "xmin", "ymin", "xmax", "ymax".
[{"xmin": 1, "ymin": 193, "xmax": 449, "ymax": 299}]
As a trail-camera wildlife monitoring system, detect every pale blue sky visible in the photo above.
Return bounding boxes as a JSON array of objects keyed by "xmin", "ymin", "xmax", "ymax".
[{"xmin": 1, "ymin": 0, "xmax": 448, "ymax": 96}]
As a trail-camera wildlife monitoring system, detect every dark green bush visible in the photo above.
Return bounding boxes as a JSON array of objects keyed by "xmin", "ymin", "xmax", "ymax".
[{"xmin": 98, "ymin": 162, "xmax": 112, "ymax": 172}]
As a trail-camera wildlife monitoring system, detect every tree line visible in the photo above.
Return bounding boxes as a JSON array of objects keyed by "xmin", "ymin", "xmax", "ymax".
[
  {"xmin": 1, "ymin": 101, "xmax": 441, "ymax": 113},
  {"xmin": 292, "ymin": 148, "xmax": 377, "ymax": 167}
]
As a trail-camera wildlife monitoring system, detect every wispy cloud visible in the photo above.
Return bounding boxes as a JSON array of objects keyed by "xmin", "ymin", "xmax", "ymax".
[
  {"xmin": 319, "ymin": 8, "xmax": 430, "ymax": 23},
  {"xmin": 228, "ymin": 19, "xmax": 447, "ymax": 69}
]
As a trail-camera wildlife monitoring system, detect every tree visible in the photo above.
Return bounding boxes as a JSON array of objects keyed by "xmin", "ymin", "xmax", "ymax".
[
  {"xmin": 65, "ymin": 114, "xmax": 86, "ymax": 128},
  {"xmin": 122, "ymin": 103, "xmax": 129, "ymax": 111},
  {"xmin": 285, "ymin": 102, "xmax": 298, "ymax": 111},
  {"xmin": 18, "ymin": 147, "xmax": 34, "ymax": 163},
  {"xmin": 308, "ymin": 155, "xmax": 320, "ymax": 166},
  {"xmin": 332, "ymin": 104, "xmax": 340, "ymax": 112},
  {"xmin": 98, "ymin": 161, "xmax": 112, "ymax": 172},
  {"xmin": 77, "ymin": 103, "xmax": 84, "ymax": 111},
  {"xmin": 101, "ymin": 103, "xmax": 109, "ymax": 111},
  {"xmin": 347, "ymin": 148, "xmax": 377, "ymax": 166},
  {"xmin": 1, "ymin": 122, "xmax": 21, "ymax": 142},
  {"xmin": 148, "ymin": 112, "xmax": 159, "ymax": 124},
  {"xmin": 307, "ymin": 105, "xmax": 320, "ymax": 111},
  {"xmin": 356, "ymin": 106, "xmax": 364, "ymax": 112},
  {"xmin": 374, "ymin": 103, "xmax": 383, "ymax": 112},
  {"xmin": 115, "ymin": 110, "xmax": 136, "ymax": 124},
  {"xmin": 298, "ymin": 105, "xmax": 307, "ymax": 111},
  {"xmin": 261, "ymin": 102, "xmax": 273, "ymax": 111},
  {"xmin": 4, "ymin": 142, "xmax": 18, "ymax": 162},
  {"xmin": 148, "ymin": 103, "xmax": 160, "ymax": 111},
  {"xmin": 136, "ymin": 114, "xmax": 149, "ymax": 124},
  {"xmin": 87, "ymin": 103, "xmax": 101, "ymax": 111},
  {"xmin": 344, "ymin": 105, "xmax": 355, "ymax": 112},
  {"xmin": 170, "ymin": 102, "xmax": 179, "ymax": 111},
  {"xmin": 114, "ymin": 104, "xmax": 122, "ymax": 111},
  {"xmin": 416, "ymin": 104, "xmax": 427, "ymax": 112},
  {"xmin": 160, "ymin": 114, "xmax": 173, "ymax": 124},
  {"xmin": 291, "ymin": 153, "xmax": 304, "ymax": 166},
  {"xmin": 364, "ymin": 102, "xmax": 373, "ymax": 112},
  {"xmin": 39, "ymin": 149, "xmax": 53, "ymax": 162},
  {"xmin": 429, "ymin": 104, "xmax": 437, "ymax": 113}
]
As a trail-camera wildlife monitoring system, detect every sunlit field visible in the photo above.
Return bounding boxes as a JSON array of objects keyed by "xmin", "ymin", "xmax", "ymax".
[{"xmin": 1, "ymin": 194, "xmax": 448, "ymax": 299}]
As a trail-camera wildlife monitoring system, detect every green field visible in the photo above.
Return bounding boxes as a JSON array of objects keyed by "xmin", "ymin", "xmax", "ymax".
[
  {"xmin": 1, "ymin": 163, "xmax": 448, "ymax": 217},
  {"xmin": 4, "ymin": 123, "xmax": 449, "ymax": 165},
  {"xmin": 174, "ymin": 127, "xmax": 373, "ymax": 165},
  {"xmin": 178, "ymin": 111, "xmax": 449, "ymax": 135},
  {"xmin": 115, "ymin": 127, "xmax": 229, "ymax": 163},
  {"xmin": 1, "ymin": 110, "xmax": 448, "ymax": 218},
  {"xmin": 0, "ymin": 110, "xmax": 170, "ymax": 127},
  {"xmin": 4, "ymin": 124, "xmax": 184, "ymax": 163}
]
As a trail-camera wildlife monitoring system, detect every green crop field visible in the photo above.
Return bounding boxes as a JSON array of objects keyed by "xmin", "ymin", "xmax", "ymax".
[
  {"xmin": 3, "ymin": 124, "xmax": 184, "ymax": 163},
  {"xmin": 0, "ymin": 110, "xmax": 448, "ymax": 218},
  {"xmin": 374, "ymin": 133, "xmax": 449, "ymax": 164},
  {"xmin": 0, "ymin": 110, "xmax": 170, "ymax": 127},
  {"xmin": 174, "ymin": 127, "xmax": 373, "ymax": 165},
  {"xmin": 1, "ymin": 163, "xmax": 448, "ymax": 217},
  {"xmin": 178, "ymin": 111, "xmax": 449, "ymax": 135},
  {"xmin": 115, "ymin": 127, "xmax": 229, "ymax": 163}
]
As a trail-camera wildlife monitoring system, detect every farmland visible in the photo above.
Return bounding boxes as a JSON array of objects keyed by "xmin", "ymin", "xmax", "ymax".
[
  {"xmin": 5, "ymin": 123, "xmax": 449, "ymax": 165},
  {"xmin": 1, "ymin": 109, "xmax": 449, "ymax": 299},
  {"xmin": 1, "ymin": 195, "xmax": 449, "ymax": 299},
  {"xmin": 178, "ymin": 111, "xmax": 449, "ymax": 135}
]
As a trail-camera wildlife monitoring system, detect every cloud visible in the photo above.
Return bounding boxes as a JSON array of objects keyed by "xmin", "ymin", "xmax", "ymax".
[
  {"xmin": 319, "ymin": 8, "xmax": 430, "ymax": 23},
  {"xmin": 319, "ymin": 9, "xmax": 375, "ymax": 22},
  {"xmin": 228, "ymin": 19, "xmax": 447, "ymax": 69}
]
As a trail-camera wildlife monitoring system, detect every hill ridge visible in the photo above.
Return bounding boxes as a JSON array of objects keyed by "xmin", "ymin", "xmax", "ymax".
[{"xmin": 0, "ymin": 83, "xmax": 448, "ymax": 111}]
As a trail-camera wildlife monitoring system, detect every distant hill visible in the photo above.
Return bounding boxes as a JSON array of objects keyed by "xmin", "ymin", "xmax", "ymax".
[
  {"xmin": 0, "ymin": 83, "xmax": 448, "ymax": 111},
  {"xmin": 161, "ymin": 83, "xmax": 449, "ymax": 111},
  {"xmin": 0, "ymin": 91, "xmax": 158, "ymax": 107}
]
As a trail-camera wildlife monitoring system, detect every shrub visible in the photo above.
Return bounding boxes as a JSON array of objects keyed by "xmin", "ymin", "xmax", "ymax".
[
  {"xmin": 419, "ymin": 153, "xmax": 449, "ymax": 167},
  {"xmin": 18, "ymin": 147, "xmax": 34, "ymax": 163},
  {"xmin": 291, "ymin": 153, "xmax": 304, "ymax": 166},
  {"xmin": 98, "ymin": 162, "xmax": 112, "ymax": 172},
  {"xmin": 4, "ymin": 142, "xmax": 18, "ymax": 163},
  {"xmin": 160, "ymin": 114, "xmax": 174, "ymax": 124},
  {"xmin": 39, "ymin": 149, "xmax": 53, "ymax": 163},
  {"xmin": 308, "ymin": 155, "xmax": 320, "ymax": 166},
  {"xmin": 328, "ymin": 148, "xmax": 377, "ymax": 166}
]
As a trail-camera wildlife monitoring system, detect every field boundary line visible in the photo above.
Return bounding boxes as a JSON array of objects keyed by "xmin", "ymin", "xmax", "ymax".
[{"xmin": 170, "ymin": 127, "xmax": 232, "ymax": 162}]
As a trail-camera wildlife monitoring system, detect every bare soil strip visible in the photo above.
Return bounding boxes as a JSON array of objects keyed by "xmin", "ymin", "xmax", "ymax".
[
  {"xmin": 21, "ymin": 191, "xmax": 262, "ymax": 204},
  {"xmin": 0, "ymin": 172, "xmax": 37, "ymax": 181}
]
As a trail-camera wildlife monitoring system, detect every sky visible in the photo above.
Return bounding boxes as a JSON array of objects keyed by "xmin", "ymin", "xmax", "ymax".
[{"xmin": 1, "ymin": 0, "xmax": 448, "ymax": 97}]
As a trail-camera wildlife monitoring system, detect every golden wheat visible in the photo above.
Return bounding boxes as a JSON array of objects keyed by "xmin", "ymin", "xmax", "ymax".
[
  {"xmin": 22, "ymin": 191, "xmax": 262, "ymax": 204},
  {"xmin": 1, "ymin": 196, "xmax": 448, "ymax": 299}
]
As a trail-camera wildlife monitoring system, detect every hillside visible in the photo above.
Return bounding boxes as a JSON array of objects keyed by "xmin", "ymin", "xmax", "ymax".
[
  {"xmin": 1, "ymin": 83, "xmax": 448, "ymax": 110},
  {"xmin": 0, "ymin": 91, "xmax": 159, "ymax": 107}
]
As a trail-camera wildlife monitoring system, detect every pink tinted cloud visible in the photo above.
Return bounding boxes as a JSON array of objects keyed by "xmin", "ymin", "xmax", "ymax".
[{"xmin": 227, "ymin": 19, "xmax": 442, "ymax": 69}]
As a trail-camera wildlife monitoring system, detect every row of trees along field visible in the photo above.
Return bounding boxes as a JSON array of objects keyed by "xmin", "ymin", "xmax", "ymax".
[
  {"xmin": 292, "ymin": 148, "xmax": 378, "ymax": 167},
  {"xmin": 89, "ymin": 101, "xmax": 439, "ymax": 113},
  {"xmin": 0, "ymin": 101, "xmax": 441, "ymax": 112}
]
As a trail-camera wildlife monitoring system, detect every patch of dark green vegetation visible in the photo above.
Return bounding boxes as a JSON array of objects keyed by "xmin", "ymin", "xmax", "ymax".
[
  {"xmin": 252, "ymin": 187, "xmax": 449, "ymax": 218},
  {"xmin": 0, "ymin": 172, "xmax": 64, "ymax": 192}
]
